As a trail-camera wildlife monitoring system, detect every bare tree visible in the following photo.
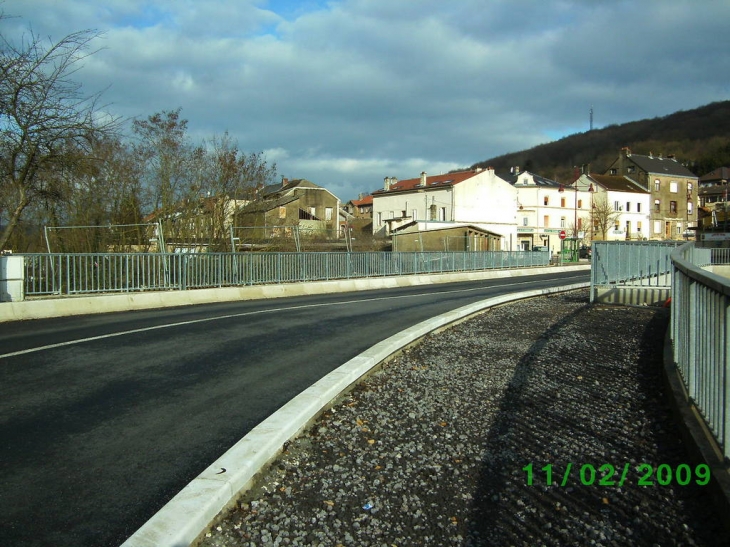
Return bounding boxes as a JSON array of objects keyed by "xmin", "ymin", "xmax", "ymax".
[
  {"xmin": 132, "ymin": 108, "xmax": 195, "ymax": 213},
  {"xmin": 201, "ymin": 131, "xmax": 276, "ymax": 249},
  {"xmin": 0, "ymin": 22, "xmax": 119, "ymax": 250},
  {"xmin": 590, "ymin": 192, "xmax": 622, "ymax": 241}
]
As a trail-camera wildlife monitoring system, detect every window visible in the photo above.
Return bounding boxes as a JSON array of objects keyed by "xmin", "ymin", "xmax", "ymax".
[
  {"xmin": 688, "ymin": 201, "xmax": 694, "ymax": 215},
  {"xmin": 577, "ymin": 218, "xmax": 583, "ymax": 230},
  {"xmin": 278, "ymin": 206, "xmax": 287, "ymax": 219},
  {"xmin": 614, "ymin": 220, "xmax": 620, "ymax": 232},
  {"xmin": 377, "ymin": 212, "xmax": 382, "ymax": 226},
  {"xmin": 626, "ymin": 202, "xmax": 631, "ymax": 212},
  {"xmin": 655, "ymin": 179, "xmax": 661, "ymax": 191},
  {"xmin": 627, "ymin": 166, "xmax": 636, "ymax": 174},
  {"xmin": 654, "ymin": 199, "xmax": 661, "ymax": 212},
  {"xmin": 654, "ymin": 220, "xmax": 661, "ymax": 234},
  {"xmin": 439, "ymin": 207, "xmax": 446, "ymax": 221},
  {"xmin": 560, "ymin": 217, "xmax": 566, "ymax": 228},
  {"xmin": 388, "ymin": 211, "xmax": 394, "ymax": 219},
  {"xmin": 688, "ymin": 183, "xmax": 694, "ymax": 193},
  {"xmin": 522, "ymin": 217, "xmax": 528, "ymax": 226},
  {"xmin": 637, "ymin": 203, "xmax": 642, "ymax": 213},
  {"xmin": 544, "ymin": 196, "xmax": 549, "ymax": 206},
  {"xmin": 401, "ymin": 210, "xmax": 407, "ymax": 218},
  {"xmin": 412, "ymin": 209, "xmax": 417, "ymax": 220},
  {"xmin": 561, "ymin": 197, "xmax": 566, "ymax": 207},
  {"xmin": 676, "ymin": 223, "xmax": 682, "ymax": 235},
  {"xmin": 670, "ymin": 201, "xmax": 677, "ymax": 213},
  {"xmin": 543, "ymin": 215, "xmax": 549, "ymax": 227},
  {"xmin": 577, "ymin": 199, "xmax": 583, "ymax": 208},
  {"xmin": 614, "ymin": 201, "xmax": 621, "ymax": 211},
  {"xmin": 610, "ymin": 168, "xmax": 618, "ymax": 175},
  {"xmin": 325, "ymin": 207, "xmax": 333, "ymax": 221},
  {"xmin": 670, "ymin": 181, "xmax": 678, "ymax": 193},
  {"xmin": 637, "ymin": 221, "xmax": 642, "ymax": 233},
  {"xmin": 310, "ymin": 206, "xmax": 316, "ymax": 217}
]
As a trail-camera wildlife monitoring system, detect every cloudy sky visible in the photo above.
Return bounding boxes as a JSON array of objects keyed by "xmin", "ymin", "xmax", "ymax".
[{"xmin": 2, "ymin": 0, "xmax": 729, "ymax": 202}]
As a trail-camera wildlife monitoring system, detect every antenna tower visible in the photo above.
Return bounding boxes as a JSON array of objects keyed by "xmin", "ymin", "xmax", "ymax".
[{"xmin": 589, "ymin": 106, "xmax": 594, "ymax": 131}]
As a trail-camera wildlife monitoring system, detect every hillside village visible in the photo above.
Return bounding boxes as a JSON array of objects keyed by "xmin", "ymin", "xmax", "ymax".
[
  {"xmin": 336, "ymin": 147, "xmax": 727, "ymax": 255},
  {"xmin": 133, "ymin": 146, "xmax": 727, "ymax": 256}
]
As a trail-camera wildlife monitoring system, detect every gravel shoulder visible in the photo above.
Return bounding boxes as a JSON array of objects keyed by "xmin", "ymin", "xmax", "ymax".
[{"xmin": 197, "ymin": 289, "xmax": 727, "ymax": 547}]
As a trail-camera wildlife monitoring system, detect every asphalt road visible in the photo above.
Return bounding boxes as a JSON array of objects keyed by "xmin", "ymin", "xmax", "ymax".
[{"xmin": 0, "ymin": 270, "xmax": 588, "ymax": 547}]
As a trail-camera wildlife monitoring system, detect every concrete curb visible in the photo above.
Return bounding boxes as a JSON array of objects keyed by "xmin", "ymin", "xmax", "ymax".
[
  {"xmin": 0, "ymin": 265, "xmax": 589, "ymax": 323},
  {"xmin": 120, "ymin": 281, "xmax": 590, "ymax": 547}
]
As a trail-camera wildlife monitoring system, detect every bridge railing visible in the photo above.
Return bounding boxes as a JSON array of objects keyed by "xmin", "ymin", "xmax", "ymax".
[
  {"xmin": 671, "ymin": 242, "xmax": 730, "ymax": 460},
  {"xmin": 17, "ymin": 250, "xmax": 551, "ymax": 298},
  {"xmin": 590, "ymin": 240, "xmax": 684, "ymax": 304}
]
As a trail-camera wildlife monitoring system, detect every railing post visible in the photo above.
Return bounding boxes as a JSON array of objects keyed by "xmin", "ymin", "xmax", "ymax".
[
  {"xmin": 725, "ymin": 302, "xmax": 730, "ymax": 460},
  {"xmin": 688, "ymin": 278, "xmax": 698, "ymax": 402}
]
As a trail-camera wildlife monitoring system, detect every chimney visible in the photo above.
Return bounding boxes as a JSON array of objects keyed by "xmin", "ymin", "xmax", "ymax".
[
  {"xmin": 384, "ymin": 177, "xmax": 391, "ymax": 191},
  {"xmin": 621, "ymin": 147, "xmax": 631, "ymax": 157},
  {"xmin": 515, "ymin": 166, "xmax": 520, "ymax": 174},
  {"xmin": 282, "ymin": 177, "xmax": 289, "ymax": 187},
  {"xmin": 420, "ymin": 171, "xmax": 427, "ymax": 186}
]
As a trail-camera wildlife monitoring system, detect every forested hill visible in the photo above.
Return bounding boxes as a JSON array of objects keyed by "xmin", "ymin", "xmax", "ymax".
[{"xmin": 469, "ymin": 100, "xmax": 730, "ymax": 182}]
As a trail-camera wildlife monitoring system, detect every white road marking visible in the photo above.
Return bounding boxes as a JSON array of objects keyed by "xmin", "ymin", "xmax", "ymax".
[{"xmin": 1, "ymin": 276, "xmax": 586, "ymax": 359}]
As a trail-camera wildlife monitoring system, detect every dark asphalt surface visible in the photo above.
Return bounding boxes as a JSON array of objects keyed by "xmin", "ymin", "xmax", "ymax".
[
  {"xmin": 199, "ymin": 289, "xmax": 728, "ymax": 547},
  {"xmin": 0, "ymin": 271, "xmax": 588, "ymax": 547}
]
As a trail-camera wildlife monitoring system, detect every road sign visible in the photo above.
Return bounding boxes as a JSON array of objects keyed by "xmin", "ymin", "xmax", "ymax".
[{"xmin": 559, "ymin": 230, "xmax": 567, "ymax": 240}]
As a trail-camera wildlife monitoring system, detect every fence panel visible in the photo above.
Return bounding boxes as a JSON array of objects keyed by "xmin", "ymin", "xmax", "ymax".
[
  {"xmin": 20, "ymin": 249, "xmax": 553, "ymax": 297},
  {"xmin": 670, "ymin": 242, "xmax": 730, "ymax": 460}
]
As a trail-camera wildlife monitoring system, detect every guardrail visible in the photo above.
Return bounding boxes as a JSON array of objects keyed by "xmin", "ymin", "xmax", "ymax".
[
  {"xmin": 670, "ymin": 242, "xmax": 730, "ymax": 460},
  {"xmin": 591, "ymin": 240, "xmax": 683, "ymax": 287},
  {"xmin": 590, "ymin": 241, "xmax": 684, "ymax": 305},
  {"xmin": 17, "ymin": 250, "xmax": 551, "ymax": 298}
]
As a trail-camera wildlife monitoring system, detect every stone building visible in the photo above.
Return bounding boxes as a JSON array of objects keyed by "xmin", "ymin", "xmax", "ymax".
[{"xmin": 604, "ymin": 148, "xmax": 698, "ymax": 240}]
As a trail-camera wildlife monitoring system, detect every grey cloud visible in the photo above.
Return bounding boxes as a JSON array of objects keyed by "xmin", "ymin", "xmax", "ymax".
[{"xmin": 1, "ymin": 0, "xmax": 728, "ymax": 201}]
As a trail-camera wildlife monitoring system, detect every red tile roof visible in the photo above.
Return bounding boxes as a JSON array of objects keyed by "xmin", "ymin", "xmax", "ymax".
[
  {"xmin": 351, "ymin": 195, "xmax": 373, "ymax": 206},
  {"xmin": 375, "ymin": 170, "xmax": 481, "ymax": 194}
]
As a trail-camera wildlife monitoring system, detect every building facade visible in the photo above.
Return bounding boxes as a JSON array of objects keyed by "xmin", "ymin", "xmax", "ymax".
[
  {"xmin": 371, "ymin": 168, "xmax": 518, "ymax": 250},
  {"xmin": 574, "ymin": 173, "xmax": 651, "ymax": 241},
  {"xmin": 604, "ymin": 148, "xmax": 698, "ymax": 240},
  {"xmin": 509, "ymin": 170, "xmax": 594, "ymax": 252},
  {"xmin": 236, "ymin": 178, "xmax": 341, "ymax": 237}
]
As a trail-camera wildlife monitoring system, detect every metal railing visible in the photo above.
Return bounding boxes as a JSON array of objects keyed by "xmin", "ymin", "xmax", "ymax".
[
  {"xmin": 21, "ymin": 250, "xmax": 551, "ymax": 297},
  {"xmin": 670, "ymin": 243, "xmax": 730, "ymax": 460},
  {"xmin": 591, "ymin": 240, "xmax": 683, "ymax": 289}
]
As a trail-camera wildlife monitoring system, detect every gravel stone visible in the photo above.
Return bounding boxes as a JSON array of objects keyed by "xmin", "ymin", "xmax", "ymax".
[{"xmin": 197, "ymin": 289, "xmax": 727, "ymax": 546}]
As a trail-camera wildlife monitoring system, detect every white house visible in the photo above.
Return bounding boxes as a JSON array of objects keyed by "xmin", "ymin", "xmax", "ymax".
[
  {"xmin": 371, "ymin": 168, "xmax": 518, "ymax": 250},
  {"xmin": 575, "ymin": 173, "xmax": 651, "ymax": 241},
  {"xmin": 508, "ymin": 170, "xmax": 594, "ymax": 253}
]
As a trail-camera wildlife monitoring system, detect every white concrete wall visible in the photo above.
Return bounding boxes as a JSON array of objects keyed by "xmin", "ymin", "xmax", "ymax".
[
  {"xmin": 452, "ymin": 169, "xmax": 518, "ymax": 248},
  {"xmin": 0, "ymin": 255, "xmax": 24, "ymax": 302},
  {"xmin": 372, "ymin": 186, "xmax": 453, "ymax": 235}
]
